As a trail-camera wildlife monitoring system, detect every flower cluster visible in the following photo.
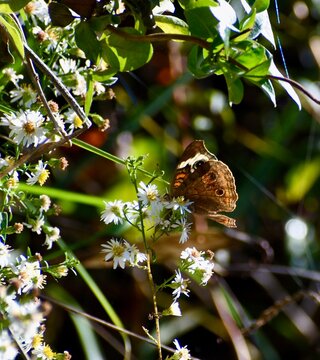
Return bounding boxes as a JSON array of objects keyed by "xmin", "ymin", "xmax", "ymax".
[
  {"xmin": 0, "ymin": 244, "xmax": 76, "ymax": 359},
  {"xmin": 101, "ymin": 180, "xmax": 215, "ymax": 318},
  {"xmin": 101, "ymin": 181, "xmax": 193, "ymax": 244},
  {"xmin": 101, "ymin": 238, "xmax": 147, "ymax": 269}
]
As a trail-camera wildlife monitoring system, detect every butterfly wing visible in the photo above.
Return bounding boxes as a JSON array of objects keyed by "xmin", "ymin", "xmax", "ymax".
[{"xmin": 171, "ymin": 140, "xmax": 238, "ymax": 227}]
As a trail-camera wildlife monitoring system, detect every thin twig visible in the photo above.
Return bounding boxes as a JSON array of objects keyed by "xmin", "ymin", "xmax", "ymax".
[
  {"xmin": 241, "ymin": 290, "xmax": 320, "ymax": 335},
  {"xmin": 11, "ymin": 14, "xmax": 69, "ymax": 140},
  {"xmin": 105, "ymin": 25, "xmax": 212, "ymax": 50}
]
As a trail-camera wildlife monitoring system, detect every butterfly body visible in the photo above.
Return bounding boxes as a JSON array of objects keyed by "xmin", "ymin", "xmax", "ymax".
[{"xmin": 171, "ymin": 140, "xmax": 238, "ymax": 227}]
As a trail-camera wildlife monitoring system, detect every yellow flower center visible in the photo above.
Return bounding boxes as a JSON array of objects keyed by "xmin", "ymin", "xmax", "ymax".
[
  {"xmin": 32, "ymin": 334, "xmax": 43, "ymax": 348},
  {"xmin": 113, "ymin": 244, "xmax": 125, "ymax": 257},
  {"xmin": 38, "ymin": 169, "xmax": 50, "ymax": 186},
  {"xmin": 73, "ymin": 115, "xmax": 83, "ymax": 129},
  {"xmin": 23, "ymin": 120, "xmax": 35, "ymax": 134},
  {"xmin": 43, "ymin": 345, "xmax": 55, "ymax": 359}
]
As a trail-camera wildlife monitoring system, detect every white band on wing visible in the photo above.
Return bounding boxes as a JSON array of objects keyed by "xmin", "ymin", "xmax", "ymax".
[{"xmin": 177, "ymin": 153, "xmax": 211, "ymax": 172}]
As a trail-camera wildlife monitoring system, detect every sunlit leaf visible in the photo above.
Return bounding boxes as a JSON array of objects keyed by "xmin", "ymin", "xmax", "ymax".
[
  {"xmin": 0, "ymin": 0, "xmax": 30, "ymax": 13},
  {"xmin": 224, "ymin": 71, "xmax": 244, "ymax": 105},
  {"xmin": 0, "ymin": 14, "xmax": 24, "ymax": 58},
  {"xmin": 155, "ymin": 15, "xmax": 189, "ymax": 35},
  {"xmin": 252, "ymin": 0, "xmax": 270, "ymax": 12},
  {"xmin": 102, "ymin": 28, "xmax": 153, "ymax": 72}
]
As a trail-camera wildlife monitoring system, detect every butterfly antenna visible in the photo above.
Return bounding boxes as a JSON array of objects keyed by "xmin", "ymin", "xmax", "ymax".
[{"xmin": 274, "ymin": 0, "xmax": 290, "ymax": 78}]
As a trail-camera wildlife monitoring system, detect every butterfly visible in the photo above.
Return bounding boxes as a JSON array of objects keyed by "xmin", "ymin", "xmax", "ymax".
[{"xmin": 171, "ymin": 140, "xmax": 238, "ymax": 228}]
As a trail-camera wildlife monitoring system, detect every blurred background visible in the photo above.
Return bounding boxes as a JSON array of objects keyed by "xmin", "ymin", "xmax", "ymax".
[{"xmin": 28, "ymin": 0, "xmax": 320, "ymax": 359}]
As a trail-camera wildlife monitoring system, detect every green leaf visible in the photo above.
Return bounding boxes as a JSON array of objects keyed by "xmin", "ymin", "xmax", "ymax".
[
  {"xmin": 187, "ymin": 46, "xmax": 215, "ymax": 78},
  {"xmin": 0, "ymin": 0, "xmax": 30, "ymax": 13},
  {"xmin": 75, "ymin": 22, "xmax": 101, "ymax": 63},
  {"xmin": 102, "ymin": 28, "xmax": 153, "ymax": 72},
  {"xmin": 238, "ymin": 8, "xmax": 256, "ymax": 41},
  {"xmin": 252, "ymin": 0, "xmax": 270, "ymax": 12},
  {"xmin": 89, "ymin": 14, "xmax": 114, "ymax": 32},
  {"xmin": 184, "ymin": 3, "xmax": 219, "ymax": 38},
  {"xmin": 91, "ymin": 71, "xmax": 118, "ymax": 84},
  {"xmin": 232, "ymin": 40, "xmax": 267, "ymax": 68},
  {"xmin": 259, "ymin": 78, "xmax": 276, "ymax": 106},
  {"xmin": 245, "ymin": 58, "xmax": 271, "ymax": 78},
  {"xmin": 48, "ymin": 1, "xmax": 75, "ymax": 27},
  {"xmin": 84, "ymin": 73, "xmax": 93, "ymax": 115},
  {"xmin": 154, "ymin": 15, "xmax": 189, "ymax": 35},
  {"xmin": 224, "ymin": 71, "xmax": 244, "ymax": 105},
  {"xmin": 0, "ymin": 14, "xmax": 24, "ymax": 58}
]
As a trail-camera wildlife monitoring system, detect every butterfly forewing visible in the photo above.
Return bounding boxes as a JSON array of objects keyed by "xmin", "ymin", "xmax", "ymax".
[{"xmin": 171, "ymin": 140, "xmax": 238, "ymax": 227}]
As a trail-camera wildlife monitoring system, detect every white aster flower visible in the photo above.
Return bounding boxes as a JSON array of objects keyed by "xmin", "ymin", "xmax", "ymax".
[
  {"xmin": 9, "ymin": 83, "xmax": 37, "ymax": 107},
  {"xmin": 26, "ymin": 160, "xmax": 50, "ymax": 186},
  {"xmin": 59, "ymin": 58, "xmax": 78, "ymax": 74},
  {"xmin": 2, "ymin": 67, "xmax": 23, "ymax": 87},
  {"xmin": 163, "ymin": 301, "xmax": 182, "ymax": 317},
  {"xmin": 32, "ymin": 343, "xmax": 55, "ymax": 359},
  {"xmin": 44, "ymin": 227, "xmax": 60, "ymax": 249},
  {"xmin": 39, "ymin": 195, "xmax": 51, "ymax": 212},
  {"xmin": 171, "ymin": 270, "xmax": 190, "ymax": 301},
  {"xmin": 0, "ymin": 240, "xmax": 13, "ymax": 268},
  {"xmin": 101, "ymin": 238, "xmax": 131, "ymax": 269},
  {"xmin": 172, "ymin": 339, "xmax": 191, "ymax": 360},
  {"xmin": 64, "ymin": 108, "xmax": 84, "ymax": 134},
  {"xmin": 180, "ymin": 247, "xmax": 205, "ymax": 262},
  {"xmin": 137, "ymin": 181, "xmax": 159, "ymax": 205},
  {"xmin": 165, "ymin": 196, "xmax": 192, "ymax": 214},
  {"xmin": 125, "ymin": 243, "xmax": 147, "ymax": 266},
  {"xmin": 101, "ymin": 200, "xmax": 125, "ymax": 225},
  {"xmin": 93, "ymin": 81, "xmax": 106, "ymax": 95},
  {"xmin": 0, "ymin": 110, "xmax": 47, "ymax": 147},
  {"xmin": 24, "ymin": 215, "xmax": 45, "ymax": 234},
  {"xmin": 176, "ymin": 218, "xmax": 191, "ymax": 244},
  {"xmin": 180, "ymin": 247, "xmax": 214, "ymax": 285},
  {"xmin": 0, "ymin": 155, "xmax": 9, "ymax": 169},
  {"xmin": 26, "ymin": 0, "xmax": 51, "ymax": 25},
  {"xmin": 73, "ymin": 72, "xmax": 87, "ymax": 96},
  {"xmin": 15, "ymin": 257, "xmax": 46, "ymax": 294},
  {"xmin": 0, "ymin": 330, "xmax": 18, "ymax": 360}
]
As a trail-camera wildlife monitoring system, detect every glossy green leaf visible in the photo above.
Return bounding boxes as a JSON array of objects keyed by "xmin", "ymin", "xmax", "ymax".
[
  {"xmin": 179, "ymin": 0, "xmax": 217, "ymax": 10},
  {"xmin": 187, "ymin": 46, "xmax": 217, "ymax": 78},
  {"xmin": 231, "ymin": 41, "xmax": 268, "ymax": 70},
  {"xmin": 154, "ymin": 15, "xmax": 189, "ymax": 35},
  {"xmin": 184, "ymin": 4, "xmax": 219, "ymax": 38},
  {"xmin": 102, "ymin": 28, "xmax": 153, "ymax": 72},
  {"xmin": 245, "ymin": 58, "xmax": 271, "ymax": 78},
  {"xmin": 75, "ymin": 22, "xmax": 101, "ymax": 63},
  {"xmin": 258, "ymin": 78, "xmax": 276, "ymax": 106},
  {"xmin": 224, "ymin": 72, "xmax": 244, "ymax": 105},
  {"xmin": 0, "ymin": 0, "xmax": 30, "ymax": 13},
  {"xmin": 252, "ymin": 0, "xmax": 270, "ymax": 12},
  {"xmin": 0, "ymin": 14, "xmax": 24, "ymax": 58}
]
